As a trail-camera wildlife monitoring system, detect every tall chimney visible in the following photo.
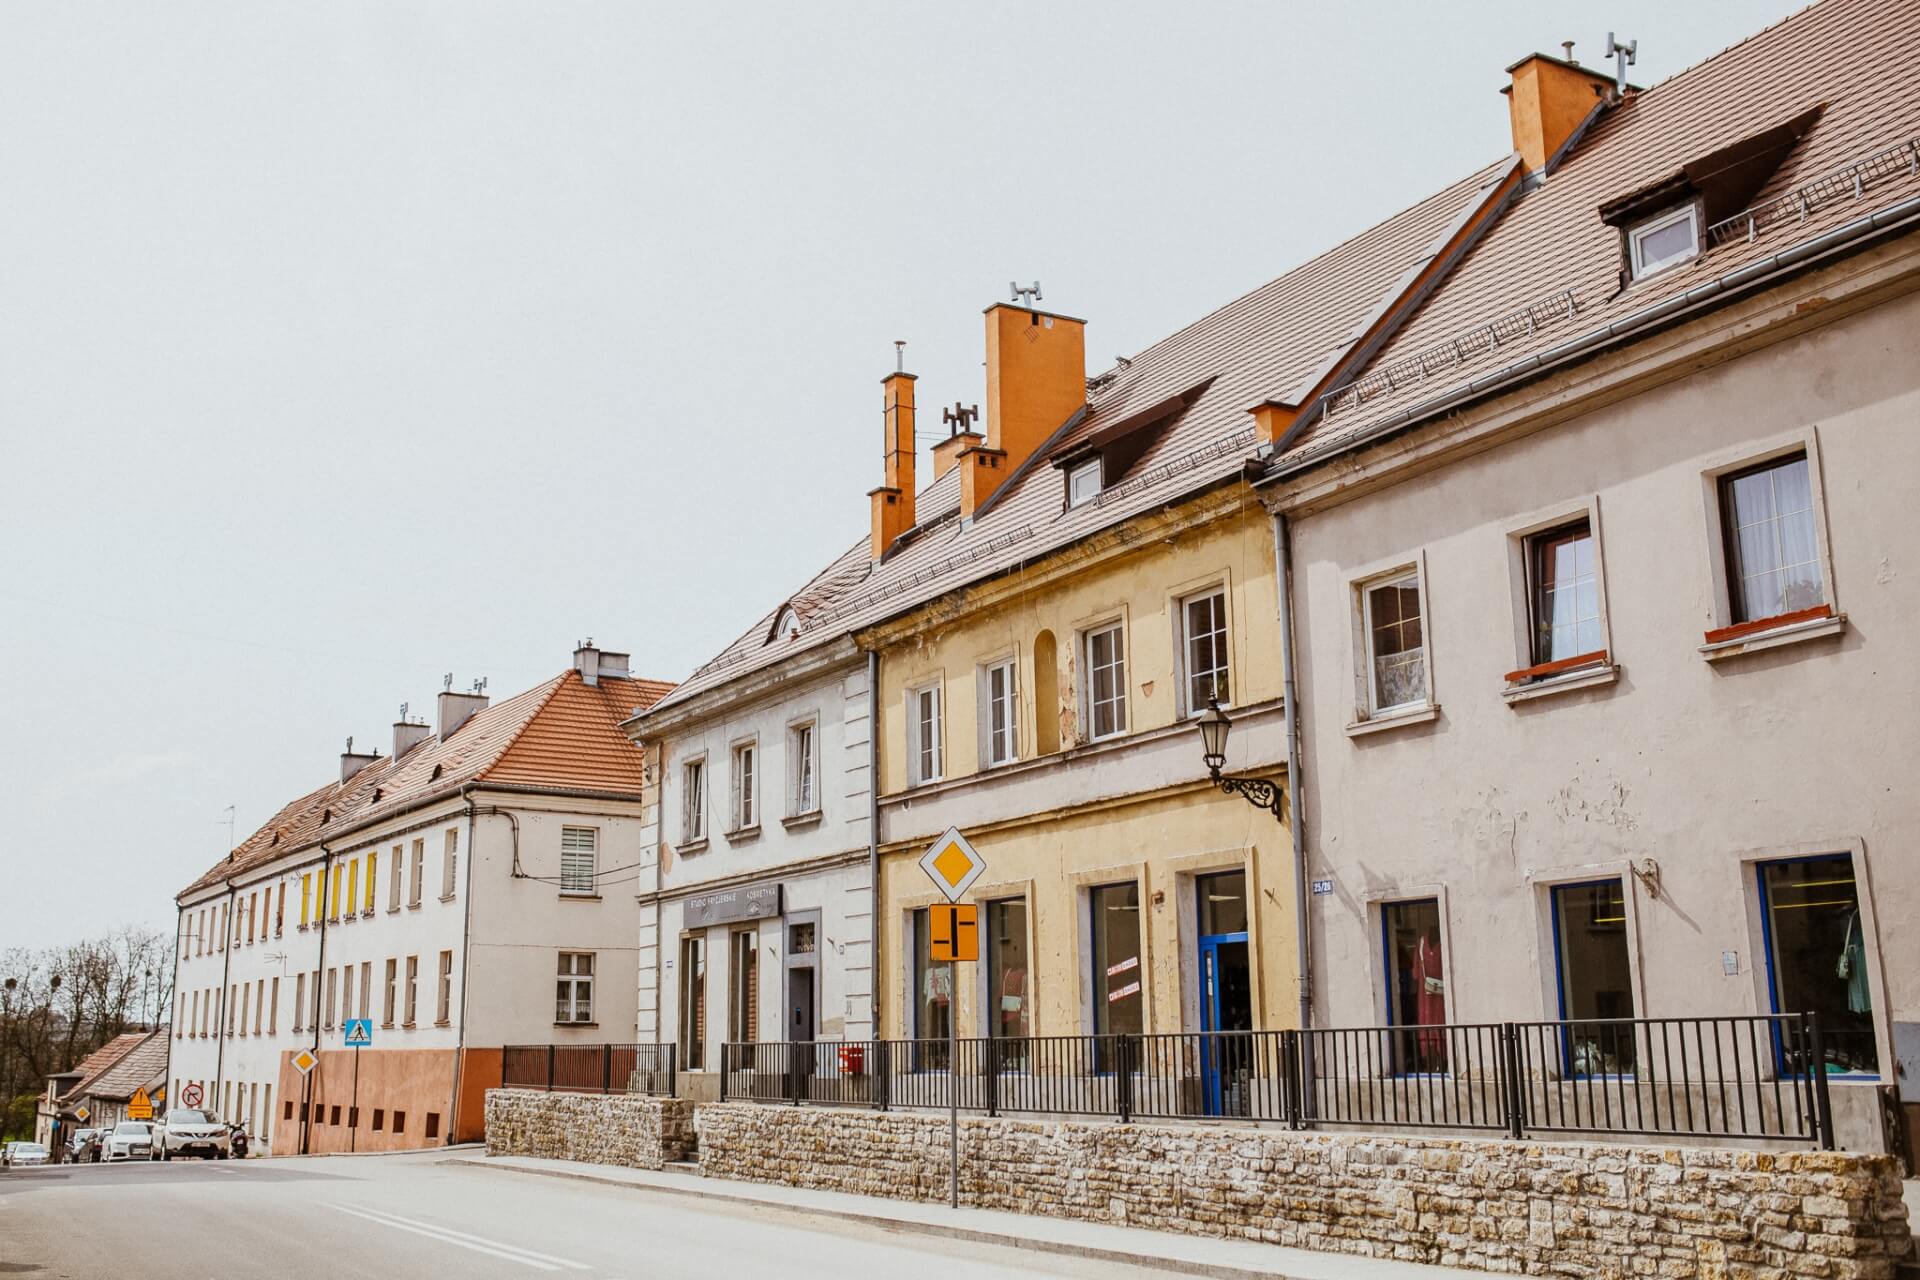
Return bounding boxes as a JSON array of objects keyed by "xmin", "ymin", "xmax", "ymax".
[
  {"xmin": 438, "ymin": 688, "xmax": 489, "ymax": 739},
  {"xmin": 868, "ymin": 369, "xmax": 918, "ymax": 559},
  {"xmin": 960, "ymin": 303, "xmax": 1085, "ymax": 518},
  {"xmin": 1503, "ymin": 51, "xmax": 1614, "ymax": 173},
  {"xmin": 340, "ymin": 740, "xmax": 379, "ymax": 784},
  {"xmin": 392, "ymin": 719, "xmax": 432, "ymax": 759}
]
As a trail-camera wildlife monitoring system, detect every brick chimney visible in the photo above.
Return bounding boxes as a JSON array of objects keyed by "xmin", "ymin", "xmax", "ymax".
[
  {"xmin": 959, "ymin": 303, "xmax": 1085, "ymax": 519},
  {"xmin": 1503, "ymin": 51, "xmax": 1614, "ymax": 173},
  {"xmin": 868, "ymin": 369, "xmax": 917, "ymax": 559}
]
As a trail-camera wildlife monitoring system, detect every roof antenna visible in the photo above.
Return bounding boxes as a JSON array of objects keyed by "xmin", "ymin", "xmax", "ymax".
[
  {"xmin": 1606, "ymin": 32, "xmax": 1637, "ymax": 96},
  {"xmin": 345, "ymin": 736, "xmax": 354, "ymax": 754},
  {"xmin": 472, "ymin": 677, "xmax": 488, "ymax": 695},
  {"xmin": 1010, "ymin": 281, "xmax": 1042, "ymax": 307},
  {"xmin": 443, "ymin": 673, "xmax": 453, "ymax": 692},
  {"xmin": 894, "ymin": 340, "xmax": 906, "ymax": 373},
  {"xmin": 941, "ymin": 402, "xmax": 980, "ymax": 437},
  {"xmin": 1561, "ymin": 40, "xmax": 1577, "ymax": 65}
]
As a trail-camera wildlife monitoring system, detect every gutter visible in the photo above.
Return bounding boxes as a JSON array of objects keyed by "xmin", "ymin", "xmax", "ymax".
[
  {"xmin": 300, "ymin": 844, "xmax": 333, "ymax": 1156},
  {"xmin": 866, "ymin": 649, "xmax": 881, "ymax": 1039},
  {"xmin": 446, "ymin": 784, "xmax": 478, "ymax": 1145},
  {"xmin": 210, "ymin": 878, "xmax": 236, "ymax": 1120},
  {"xmin": 162, "ymin": 905, "xmax": 183, "ymax": 1118},
  {"xmin": 1271, "ymin": 513, "xmax": 1311, "ymax": 1039},
  {"xmin": 1262, "ymin": 194, "xmax": 1920, "ymax": 484}
]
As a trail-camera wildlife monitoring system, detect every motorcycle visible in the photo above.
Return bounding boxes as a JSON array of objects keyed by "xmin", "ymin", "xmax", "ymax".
[{"xmin": 229, "ymin": 1125, "xmax": 249, "ymax": 1159}]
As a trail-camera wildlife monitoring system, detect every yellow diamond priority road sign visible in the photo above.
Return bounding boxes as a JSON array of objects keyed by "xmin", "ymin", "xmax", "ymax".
[
  {"xmin": 291, "ymin": 1048, "xmax": 319, "ymax": 1076},
  {"xmin": 918, "ymin": 826, "xmax": 986, "ymax": 903}
]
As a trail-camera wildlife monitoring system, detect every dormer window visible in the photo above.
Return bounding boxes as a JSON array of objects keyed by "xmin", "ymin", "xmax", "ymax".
[
  {"xmin": 1628, "ymin": 205, "xmax": 1701, "ymax": 279},
  {"xmin": 1067, "ymin": 458, "xmax": 1102, "ymax": 508},
  {"xmin": 770, "ymin": 606, "xmax": 802, "ymax": 643}
]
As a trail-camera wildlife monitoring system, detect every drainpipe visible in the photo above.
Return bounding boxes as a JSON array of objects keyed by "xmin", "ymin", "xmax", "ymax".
[
  {"xmin": 300, "ymin": 846, "xmax": 333, "ymax": 1156},
  {"xmin": 162, "ymin": 904, "xmax": 184, "ymax": 1114},
  {"xmin": 446, "ymin": 786, "xmax": 478, "ymax": 1144},
  {"xmin": 866, "ymin": 649, "xmax": 882, "ymax": 1041},
  {"xmin": 1272, "ymin": 513, "xmax": 1312, "ymax": 1035},
  {"xmin": 211, "ymin": 879, "xmax": 236, "ymax": 1119}
]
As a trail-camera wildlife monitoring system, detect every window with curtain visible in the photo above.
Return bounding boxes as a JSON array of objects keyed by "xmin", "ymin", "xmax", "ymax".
[{"xmin": 560, "ymin": 826, "xmax": 597, "ymax": 895}]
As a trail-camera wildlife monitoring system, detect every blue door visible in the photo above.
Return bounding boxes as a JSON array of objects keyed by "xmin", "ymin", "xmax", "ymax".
[{"xmin": 1197, "ymin": 872, "xmax": 1252, "ymax": 1116}]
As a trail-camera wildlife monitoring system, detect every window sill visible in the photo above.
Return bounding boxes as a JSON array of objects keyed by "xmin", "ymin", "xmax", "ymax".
[
  {"xmin": 559, "ymin": 892, "xmax": 602, "ymax": 902},
  {"xmin": 781, "ymin": 810, "xmax": 823, "ymax": 831},
  {"xmin": 554, "ymin": 1022, "xmax": 599, "ymax": 1029},
  {"xmin": 722, "ymin": 824, "xmax": 762, "ymax": 845},
  {"xmin": 439, "ymin": 893, "xmax": 455, "ymax": 904},
  {"xmin": 674, "ymin": 838, "xmax": 709, "ymax": 856},
  {"xmin": 1502, "ymin": 663, "xmax": 1619, "ymax": 705},
  {"xmin": 1345, "ymin": 704, "xmax": 1440, "ymax": 738},
  {"xmin": 387, "ymin": 906, "xmax": 400, "ymax": 915},
  {"xmin": 361, "ymin": 910, "xmax": 374, "ymax": 919},
  {"xmin": 434, "ymin": 1020, "xmax": 451, "ymax": 1029},
  {"xmin": 1700, "ymin": 607, "xmax": 1844, "ymax": 661}
]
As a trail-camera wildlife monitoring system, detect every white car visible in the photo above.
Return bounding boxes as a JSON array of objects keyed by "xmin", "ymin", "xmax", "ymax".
[
  {"xmin": 104, "ymin": 1121, "xmax": 153, "ymax": 1162},
  {"xmin": 2, "ymin": 1141, "xmax": 49, "ymax": 1168},
  {"xmin": 150, "ymin": 1108, "xmax": 230, "ymax": 1160}
]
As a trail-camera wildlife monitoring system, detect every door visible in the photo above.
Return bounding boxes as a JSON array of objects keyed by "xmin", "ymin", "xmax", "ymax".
[
  {"xmin": 786, "ymin": 966, "xmax": 816, "ymax": 1099},
  {"xmin": 1197, "ymin": 871, "xmax": 1253, "ymax": 1116}
]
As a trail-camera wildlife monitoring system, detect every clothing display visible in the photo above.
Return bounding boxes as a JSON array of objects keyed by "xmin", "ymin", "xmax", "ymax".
[{"xmin": 1838, "ymin": 910, "xmax": 1871, "ymax": 1014}]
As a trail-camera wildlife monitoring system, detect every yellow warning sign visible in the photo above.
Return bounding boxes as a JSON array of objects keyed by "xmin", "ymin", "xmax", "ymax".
[
  {"xmin": 917, "ymin": 827, "xmax": 986, "ymax": 903},
  {"xmin": 128, "ymin": 1088, "xmax": 153, "ymax": 1121}
]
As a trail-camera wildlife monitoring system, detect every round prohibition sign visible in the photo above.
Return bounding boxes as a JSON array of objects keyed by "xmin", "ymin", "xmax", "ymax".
[{"xmin": 182, "ymin": 1082, "xmax": 204, "ymax": 1107}]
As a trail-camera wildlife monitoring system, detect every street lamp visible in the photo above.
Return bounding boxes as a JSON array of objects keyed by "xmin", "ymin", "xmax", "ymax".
[{"xmin": 1198, "ymin": 696, "xmax": 1285, "ymax": 821}]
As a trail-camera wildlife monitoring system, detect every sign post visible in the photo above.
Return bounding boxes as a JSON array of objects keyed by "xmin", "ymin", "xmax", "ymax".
[
  {"xmin": 918, "ymin": 827, "xmax": 986, "ymax": 1210},
  {"xmin": 128, "ymin": 1088, "xmax": 153, "ymax": 1122},
  {"xmin": 343, "ymin": 1020, "xmax": 373, "ymax": 1153}
]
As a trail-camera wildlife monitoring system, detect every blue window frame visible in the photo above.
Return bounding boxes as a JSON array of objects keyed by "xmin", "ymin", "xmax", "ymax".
[{"xmin": 1755, "ymin": 855, "xmax": 1878, "ymax": 1078}]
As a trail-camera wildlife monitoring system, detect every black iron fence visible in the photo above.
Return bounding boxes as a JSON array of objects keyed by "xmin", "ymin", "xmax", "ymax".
[
  {"xmin": 717, "ymin": 1013, "xmax": 1837, "ymax": 1148},
  {"xmin": 502, "ymin": 1043, "xmax": 677, "ymax": 1097}
]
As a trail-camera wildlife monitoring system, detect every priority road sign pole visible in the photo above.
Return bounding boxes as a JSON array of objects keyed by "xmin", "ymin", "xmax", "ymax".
[{"xmin": 949, "ymin": 991, "xmax": 958, "ymax": 1209}]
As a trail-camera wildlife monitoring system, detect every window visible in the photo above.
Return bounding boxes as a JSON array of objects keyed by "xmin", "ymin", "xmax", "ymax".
[
  {"xmin": 788, "ymin": 722, "xmax": 817, "ymax": 816},
  {"xmin": 911, "ymin": 908, "xmax": 953, "ymax": 1069},
  {"xmin": 345, "ymin": 860, "xmax": 358, "ymax": 919},
  {"xmin": 677, "ymin": 939, "xmax": 704, "ymax": 1066},
  {"xmin": 359, "ymin": 962, "xmax": 372, "ymax": 1024},
  {"xmin": 1527, "ymin": 521, "xmax": 1603, "ymax": 665},
  {"xmin": 1180, "ymin": 588, "xmax": 1230, "ymax": 712},
  {"xmin": 560, "ymin": 827, "xmax": 597, "ymax": 895},
  {"xmin": 681, "ymin": 758, "xmax": 707, "ymax": 843},
  {"xmin": 1362, "ymin": 571, "xmax": 1428, "ymax": 715},
  {"xmin": 1083, "ymin": 622, "xmax": 1127, "ymax": 740},
  {"xmin": 300, "ymin": 875, "xmax": 312, "ymax": 927},
  {"xmin": 1628, "ymin": 204, "xmax": 1700, "ymax": 279},
  {"xmin": 254, "ymin": 978, "xmax": 266, "ymax": 1034},
  {"xmin": 247, "ymin": 893, "xmax": 258, "ymax": 945},
  {"xmin": 441, "ymin": 830, "xmax": 458, "ymax": 900},
  {"xmin": 269, "ymin": 977, "xmax": 279, "ymax": 1035},
  {"xmin": 403, "ymin": 956, "xmax": 419, "ymax": 1026},
  {"xmin": 383, "ymin": 959, "xmax": 397, "ymax": 1027},
  {"xmin": 728, "ymin": 930, "xmax": 758, "ymax": 1046},
  {"xmin": 392, "ymin": 1111, "xmax": 405, "ymax": 1135},
  {"xmin": 364, "ymin": 852, "xmax": 377, "ymax": 913},
  {"xmin": 1067, "ymin": 457, "xmax": 1101, "ymax": 507},
  {"xmin": 908, "ymin": 682, "xmax": 943, "ymax": 785},
  {"xmin": 436, "ymin": 951, "xmax": 453, "ymax": 1025},
  {"xmin": 1758, "ymin": 858, "xmax": 1878, "ymax": 1074},
  {"xmin": 557, "ymin": 952, "xmax": 594, "ymax": 1026},
  {"xmin": 293, "ymin": 975, "xmax": 305, "ymax": 1034},
  {"xmin": 1382, "ymin": 899, "xmax": 1447, "ymax": 1073},
  {"xmin": 986, "ymin": 899, "xmax": 1030, "ymax": 1068},
  {"xmin": 1720, "ymin": 453, "xmax": 1824, "ymax": 624},
  {"xmin": 324, "ymin": 968, "xmax": 338, "ymax": 1031},
  {"xmin": 1551, "ymin": 880, "xmax": 1636, "ymax": 1074},
  {"xmin": 339, "ymin": 965, "xmax": 353, "ymax": 1023},
  {"xmin": 425, "ymin": 1113, "xmax": 440, "ymax": 1140},
  {"xmin": 409, "ymin": 840, "xmax": 424, "ymax": 908},
  {"xmin": 329, "ymin": 866, "xmax": 343, "ymax": 921},
  {"xmin": 982, "ymin": 659, "xmax": 1018, "ymax": 767},
  {"xmin": 238, "ymin": 984, "xmax": 249, "ymax": 1038},
  {"xmin": 388, "ymin": 847, "xmax": 402, "ymax": 912},
  {"xmin": 1090, "ymin": 883, "xmax": 1142, "ymax": 1045},
  {"xmin": 729, "ymin": 741, "xmax": 758, "ymax": 831},
  {"xmin": 275, "ymin": 882, "xmax": 285, "ymax": 935}
]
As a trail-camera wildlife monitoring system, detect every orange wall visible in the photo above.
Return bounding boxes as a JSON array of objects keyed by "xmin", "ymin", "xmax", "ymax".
[{"xmin": 273, "ymin": 1047, "xmax": 457, "ymax": 1154}]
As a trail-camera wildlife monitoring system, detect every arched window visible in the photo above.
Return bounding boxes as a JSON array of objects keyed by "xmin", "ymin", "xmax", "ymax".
[{"xmin": 1033, "ymin": 630, "xmax": 1060, "ymax": 756}]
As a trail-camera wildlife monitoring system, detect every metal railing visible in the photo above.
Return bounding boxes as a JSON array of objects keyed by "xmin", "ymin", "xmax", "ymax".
[
  {"xmin": 717, "ymin": 1013, "xmax": 1837, "ymax": 1148},
  {"xmin": 501, "ymin": 1043, "xmax": 677, "ymax": 1097}
]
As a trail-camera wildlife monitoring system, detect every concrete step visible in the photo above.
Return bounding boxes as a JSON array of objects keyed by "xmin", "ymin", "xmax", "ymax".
[{"xmin": 662, "ymin": 1159, "xmax": 701, "ymax": 1177}]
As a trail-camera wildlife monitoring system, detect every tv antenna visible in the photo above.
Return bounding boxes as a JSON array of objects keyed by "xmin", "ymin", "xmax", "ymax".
[
  {"xmin": 471, "ymin": 677, "xmax": 488, "ymax": 695},
  {"xmin": 1010, "ymin": 281, "xmax": 1042, "ymax": 307},
  {"xmin": 443, "ymin": 673, "xmax": 453, "ymax": 691},
  {"xmin": 1606, "ymin": 32, "xmax": 1637, "ymax": 95},
  {"xmin": 942, "ymin": 403, "xmax": 980, "ymax": 436}
]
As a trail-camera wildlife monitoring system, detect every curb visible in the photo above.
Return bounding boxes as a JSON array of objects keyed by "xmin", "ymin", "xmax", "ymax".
[{"xmin": 441, "ymin": 1156, "xmax": 1298, "ymax": 1280}]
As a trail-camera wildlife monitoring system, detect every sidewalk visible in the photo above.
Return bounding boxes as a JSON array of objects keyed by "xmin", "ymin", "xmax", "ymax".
[{"xmin": 444, "ymin": 1153, "xmax": 1504, "ymax": 1280}]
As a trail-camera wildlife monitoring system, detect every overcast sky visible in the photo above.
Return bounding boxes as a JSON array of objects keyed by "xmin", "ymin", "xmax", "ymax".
[{"xmin": 0, "ymin": 1, "xmax": 1806, "ymax": 951}]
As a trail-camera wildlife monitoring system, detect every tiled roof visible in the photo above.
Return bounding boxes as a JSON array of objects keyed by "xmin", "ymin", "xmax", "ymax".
[
  {"xmin": 178, "ymin": 669, "xmax": 671, "ymax": 899},
  {"xmin": 66, "ymin": 1033, "xmax": 146, "ymax": 1088},
  {"xmin": 1281, "ymin": 0, "xmax": 1920, "ymax": 467},
  {"xmin": 84, "ymin": 1029, "xmax": 168, "ymax": 1102},
  {"xmin": 647, "ymin": 155, "xmax": 1516, "ymax": 714}
]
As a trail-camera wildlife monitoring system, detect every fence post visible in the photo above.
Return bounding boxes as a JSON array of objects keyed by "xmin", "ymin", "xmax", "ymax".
[
  {"xmin": 1501, "ymin": 1023, "xmax": 1525, "ymax": 1140},
  {"xmin": 1806, "ymin": 1012, "xmax": 1836, "ymax": 1150},
  {"xmin": 1116, "ymin": 1036, "xmax": 1135, "ymax": 1124},
  {"xmin": 985, "ymin": 1037, "xmax": 999, "ymax": 1118},
  {"xmin": 1282, "ymin": 1031, "xmax": 1302, "ymax": 1130},
  {"xmin": 669, "ymin": 1043, "xmax": 678, "ymax": 1100},
  {"xmin": 875, "ymin": 1040, "xmax": 889, "ymax": 1112},
  {"xmin": 789, "ymin": 1042, "xmax": 803, "ymax": 1106},
  {"xmin": 547, "ymin": 1044, "xmax": 556, "ymax": 1093},
  {"xmin": 715, "ymin": 1045, "xmax": 725, "ymax": 1102},
  {"xmin": 603, "ymin": 1045, "xmax": 612, "ymax": 1095}
]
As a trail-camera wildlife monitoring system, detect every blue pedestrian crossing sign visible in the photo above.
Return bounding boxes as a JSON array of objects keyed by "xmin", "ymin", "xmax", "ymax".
[{"xmin": 343, "ymin": 1018, "xmax": 374, "ymax": 1047}]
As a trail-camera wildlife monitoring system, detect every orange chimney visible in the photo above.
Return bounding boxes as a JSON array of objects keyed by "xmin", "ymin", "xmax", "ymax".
[
  {"xmin": 959, "ymin": 303, "xmax": 1086, "ymax": 518},
  {"xmin": 931, "ymin": 427, "xmax": 981, "ymax": 480},
  {"xmin": 869, "ymin": 370, "xmax": 917, "ymax": 559},
  {"xmin": 1503, "ymin": 52, "xmax": 1614, "ymax": 173}
]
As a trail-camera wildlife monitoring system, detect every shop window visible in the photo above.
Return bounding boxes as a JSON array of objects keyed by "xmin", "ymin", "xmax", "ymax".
[
  {"xmin": 728, "ymin": 929, "xmax": 758, "ymax": 1051},
  {"xmin": 1382, "ymin": 899, "xmax": 1448, "ymax": 1074},
  {"xmin": 1720, "ymin": 453, "xmax": 1824, "ymax": 625},
  {"xmin": 679, "ymin": 937, "xmax": 705, "ymax": 1070},
  {"xmin": 987, "ymin": 899, "xmax": 1030, "ymax": 1069},
  {"xmin": 1551, "ymin": 880, "xmax": 1637, "ymax": 1075},
  {"xmin": 911, "ymin": 908, "xmax": 952, "ymax": 1070},
  {"xmin": 1758, "ymin": 857, "xmax": 1878, "ymax": 1075},
  {"xmin": 1089, "ymin": 882, "xmax": 1142, "ymax": 1071}
]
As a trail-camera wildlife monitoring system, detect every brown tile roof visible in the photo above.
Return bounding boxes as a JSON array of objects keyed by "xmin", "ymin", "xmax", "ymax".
[
  {"xmin": 179, "ymin": 669, "xmax": 671, "ymax": 900},
  {"xmin": 83, "ymin": 1029, "xmax": 168, "ymax": 1102},
  {"xmin": 66, "ymin": 1033, "xmax": 146, "ymax": 1088},
  {"xmin": 648, "ymin": 155, "xmax": 1516, "ymax": 714},
  {"xmin": 1280, "ymin": 0, "xmax": 1920, "ymax": 467}
]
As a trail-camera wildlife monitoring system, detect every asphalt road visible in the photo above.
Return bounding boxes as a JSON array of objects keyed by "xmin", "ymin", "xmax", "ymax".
[{"xmin": 0, "ymin": 1150, "xmax": 1180, "ymax": 1279}]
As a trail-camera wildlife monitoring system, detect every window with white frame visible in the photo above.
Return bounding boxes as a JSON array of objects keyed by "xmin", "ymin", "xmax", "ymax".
[
  {"xmin": 560, "ymin": 826, "xmax": 598, "ymax": 895},
  {"xmin": 441, "ymin": 829, "xmax": 458, "ymax": 900},
  {"xmin": 1719, "ymin": 451, "xmax": 1825, "ymax": 624},
  {"xmin": 729, "ymin": 741, "xmax": 758, "ymax": 831},
  {"xmin": 1084, "ymin": 622, "xmax": 1127, "ymax": 740},
  {"xmin": 908, "ymin": 681, "xmax": 943, "ymax": 785},
  {"xmin": 1180, "ymin": 588, "xmax": 1230, "ymax": 712},
  {"xmin": 681, "ymin": 757, "xmax": 706, "ymax": 843},
  {"xmin": 555, "ymin": 952, "xmax": 594, "ymax": 1024},
  {"xmin": 1067, "ymin": 458, "xmax": 1102, "ymax": 507},
  {"xmin": 1362, "ymin": 570, "xmax": 1428, "ymax": 715},
  {"xmin": 982, "ymin": 659, "xmax": 1018, "ymax": 767},
  {"xmin": 788, "ymin": 721, "xmax": 817, "ymax": 816},
  {"xmin": 1628, "ymin": 204, "xmax": 1700, "ymax": 279}
]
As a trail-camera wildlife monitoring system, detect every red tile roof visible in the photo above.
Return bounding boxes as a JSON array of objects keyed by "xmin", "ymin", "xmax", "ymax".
[
  {"xmin": 179, "ymin": 669, "xmax": 671, "ymax": 899},
  {"xmin": 65, "ymin": 1032, "xmax": 147, "ymax": 1088},
  {"xmin": 84, "ymin": 1029, "xmax": 169, "ymax": 1102}
]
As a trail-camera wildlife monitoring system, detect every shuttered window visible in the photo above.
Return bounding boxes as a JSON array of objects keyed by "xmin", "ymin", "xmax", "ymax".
[{"xmin": 560, "ymin": 827, "xmax": 597, "ymax": 895}]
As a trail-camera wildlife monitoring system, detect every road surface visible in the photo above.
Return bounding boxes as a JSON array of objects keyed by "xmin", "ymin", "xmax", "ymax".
[{"xmin": 0, "ymin": 1150, "xmax": 1181, "ymax": 1279}]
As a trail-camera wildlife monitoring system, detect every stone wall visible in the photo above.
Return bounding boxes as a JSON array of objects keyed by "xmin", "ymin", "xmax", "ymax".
[
  {"xmin": 484, "ymin": 1089, "xmax": 693, "ymax": 1169},
  {"xmin": 697, "ymin": 1104, "xmax": 1913, "ymax": 1279}
]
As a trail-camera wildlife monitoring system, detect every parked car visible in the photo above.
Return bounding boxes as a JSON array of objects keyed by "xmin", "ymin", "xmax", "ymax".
[
  {"xmin": 104, "ymin": 1121, "xmax": 152, "ymax": 1162},
  {"xmin": 150, "ymin": 1108, "xmax": 229, "ymax": 1160},
  {"xmin": 2, "ymin": 1142, "xmax": 50, "ymax": 1168},
  {"xmin": 67, "ymin": 1128, "xmax": 104, "ymax": 1163}
]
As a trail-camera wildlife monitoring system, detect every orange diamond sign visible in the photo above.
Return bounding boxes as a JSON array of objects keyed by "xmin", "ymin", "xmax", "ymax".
[
  {"xmin": 918, "ymin": 826, "xmax": 985, "ymax": 903},
  {"xmin": 291, "ymin": 1048, "xmax": 319, "ymax": 1076}
]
